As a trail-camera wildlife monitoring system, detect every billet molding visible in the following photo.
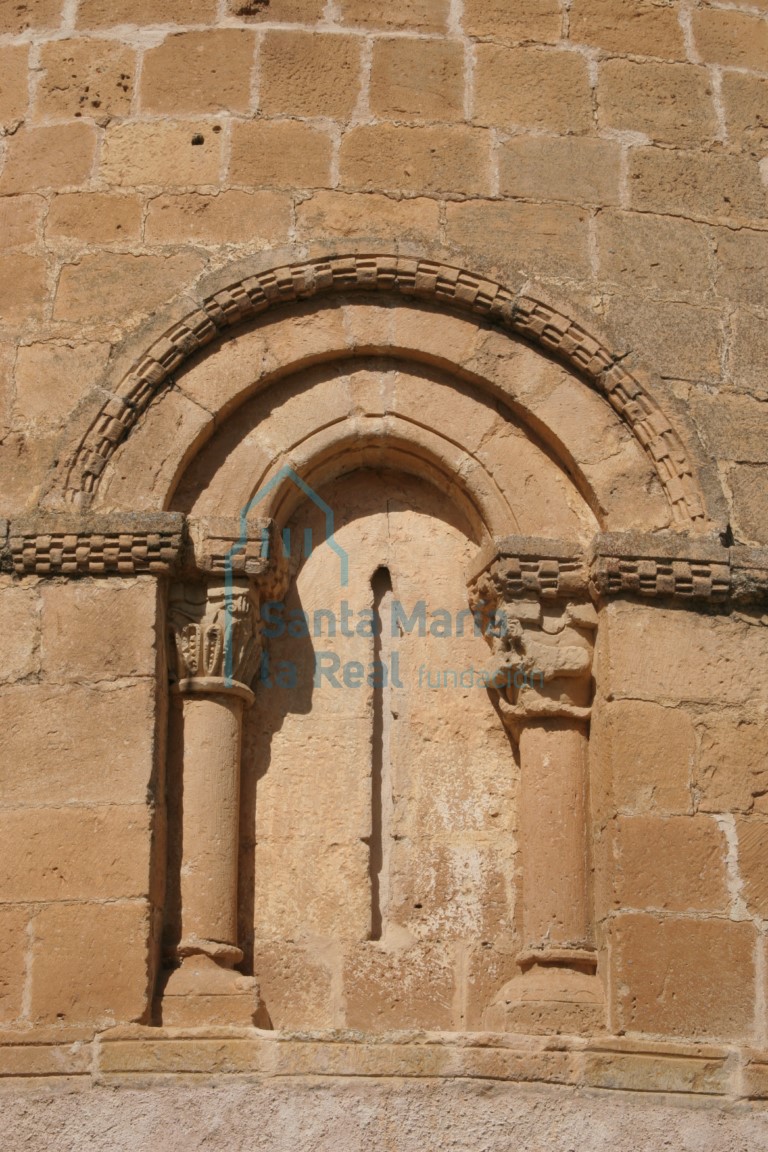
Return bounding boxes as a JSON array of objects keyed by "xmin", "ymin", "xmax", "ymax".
[
  {"xmin": 60, "ymin": 254, "xmax": 706, "ymax": 524},
  {"xmin": 8, "ymin": 512, "xmax": 184, "ymax": 576},
  {"xmin": 468, "ymin": 533, "xmax": 765, "ymax": 607},
  {"xmin": 4, "ymin": 517, "xmax": 767, "ymax": 606}
]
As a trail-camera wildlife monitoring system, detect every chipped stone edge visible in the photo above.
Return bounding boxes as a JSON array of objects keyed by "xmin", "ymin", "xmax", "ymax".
[{"xmin": 0, "ymin": 1026, "xmax": 766, "ymax": 1104}]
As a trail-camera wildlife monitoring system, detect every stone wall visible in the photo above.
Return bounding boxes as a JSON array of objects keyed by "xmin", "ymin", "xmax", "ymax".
[
  {"xmin": 0, "ymin": 0, "xmax": 766, "ymax": 529},
  {"xmin": 2, "ymin": 3, "xmax": 768, "ymax": 1148}
]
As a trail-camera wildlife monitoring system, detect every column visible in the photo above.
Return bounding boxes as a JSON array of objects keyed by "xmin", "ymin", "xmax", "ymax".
[
  {"xmin": 470, "ymin": 547, "xmax": 604, "ymax": 1033},
  {"xmin": 157, "ymin": 516, "xmax": 289, "ymax": 1026},
  {"xmin": 160, "ymin": 579, "xmax": 264, "ymax": 1026}
]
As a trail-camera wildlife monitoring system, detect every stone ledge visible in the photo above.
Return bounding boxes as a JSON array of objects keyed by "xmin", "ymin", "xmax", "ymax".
[
  {"xmin": 470, "ymin": 531, "xmax": 767, "ymax": 606},
  {"xmin": 3, "ymin": 520, "xmax": 768, "ymax": 606},
  {"xmin": 7, "ymin": 513, "xmax": 185, "ymax": 577},
  {"xmin": 0, "ymin": 1029, "xmax": 762, "ymax": 1102}
]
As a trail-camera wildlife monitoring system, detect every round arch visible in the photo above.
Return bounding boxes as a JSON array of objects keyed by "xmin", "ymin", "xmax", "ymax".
[{"xmin": 45, "ymin": 251, "xmax": 716, "ymax": 533}]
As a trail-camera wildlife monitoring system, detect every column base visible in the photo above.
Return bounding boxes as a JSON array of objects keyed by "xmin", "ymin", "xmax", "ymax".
[
  {"xmin": 156, "ymin": 955, "xmax": 270, "ymax": 1028},
  {"xmin": 482, "ymin": 962, "xmax": 605, "ymax": 1035}
]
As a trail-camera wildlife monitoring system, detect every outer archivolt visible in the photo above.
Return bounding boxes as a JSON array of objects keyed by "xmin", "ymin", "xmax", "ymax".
[{"xmin": 62, "ymin": 253, "xmax": 706, "ymax": 525}]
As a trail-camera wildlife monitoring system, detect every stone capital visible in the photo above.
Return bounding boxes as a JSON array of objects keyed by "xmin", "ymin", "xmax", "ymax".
[
  {"xmin": 169, "ymin": 517, "xmax": 290, "ymax": 700},
  {"xmin": 468, "ymin": 540, "xmax": 597, "ymax": 740},
  {"xmin": 168, "ymin": 580, "xmax": 262, "ymax": 702}
]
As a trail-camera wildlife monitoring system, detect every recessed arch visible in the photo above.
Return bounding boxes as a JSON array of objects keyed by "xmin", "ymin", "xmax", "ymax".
[
  {"xmin": 46, "ymin": 252, "xmax": 714, "ymax": 532},
  {"xmin": 167, "ymin": 356, "xmax": 606, "ymax": 546}
]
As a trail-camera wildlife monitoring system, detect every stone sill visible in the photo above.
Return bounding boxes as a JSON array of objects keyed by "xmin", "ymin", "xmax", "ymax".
[{"xmin": 2, "ymin": 1028, "xmax": 768, "ymax": 1103}]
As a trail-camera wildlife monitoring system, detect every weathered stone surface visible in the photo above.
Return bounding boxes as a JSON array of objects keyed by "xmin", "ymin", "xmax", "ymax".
[
  {"xmin": 344, "ymin": 943, "xmax": 455, "ymax": 1031},
  {"xmin": 582, "ymin": 1043, "xmax": 731, "ymax": 1096},
  {"xmin": 0, "ymin": 196, "xmax": 43, "ymax": 249},
  {"xmin": 40, "ymin": 579, "xmax": 158, "ymax": 681},
  {"xmin": 294, "ymin": 191, "xmax": 439, "ymax": 241},
  {"xmin": 692, "ymin": 7, "xmax": 768, "ymax": 71},
  {"xmin": 338, "ymin": 0, "xmax": 449, "ymax": 32},
  {"xmin": 604, "ymin": 297, "xmax": 722, "ymax": 379},
  {"xmin": 721, "ymin": 72, "xmax": 768, "ymax": 156},
  {"xmin": 597, "ymin": 211, "xmax": 712, "ymax": 299},
  {"xmin": 446, "ymin": 200, "xmax": 590, "ymax": 278},
  {"xmin": 463, "ymin": 0, "xmax": 561, "ymax": 42},
  {"xmin": 0, "ymin": 580, "xmax": 39, "ymax": 684},
  {"xmin": 254, "ymin": 840, "xmax": 371, "ymax": 944},
  {"xmin": 0, "ymin": 46, "xmax": 29, "ymax": 129},
  {"xmin": 695, "ymin": 719, "xmax": 768, "ymax": 814},
  {"xmin": 6, "ymin": 1078, "xmax": 768, "ymax": 1146},
  {"xmin": 53, "ymin": 252, "xmax": 205, "ymax": 325},
  {"xmin": 37, "ymin": 38, "xmax": 134, "ymax": 120},
  {"xmin": 730, "ymin": 464, "xmax": 768, "ymax": 545},
  {"xmin": 101, "ymin": 121, "xmax": 222, "ymax": 187},
  {"xmin": 14, "ymin": 340, "xmax": 110, "ymax": 429},
  {"xmin": 499, "ymin": 136, "xmax": 621, "ymax": 205},
  {"xmin": 30, "ymin": 902, "xmax": 151, "ymax": 1025},
  {"xmin": 0, "ymin": 255, "xmax": 47, "ymax": 326},
  {"xmin": 729, "ymin": 311, "xmax": 768, "ymax": 396},
  {"xmin": 464, "ymin": 945, "xmax": 520, "ymax": 1030},
  {"xmin": 228, "ymin": 0, "xmax": 324, "ymax": 20},
  {"xmin": 252, "ymin": 942, "xmax": 334, "ymax": 1030},
  {"xmin": 736, "ymin": 818, "xmax": 768, "ymax": 919},
  {"xmin": 602, "ymin": 601, "xmax": 768, "ymax": 706},
  {"xmin": 145, "ymin": 190, "xmax": 290, "ymax": 245},
  {"xmin": 0, "ymin": 805, "xmax": 151, "ymax": 902},
  {"xmin": 388, "ymin": 839, "xmax": 512, "ymax": 943},
  {"xmin": 714, "ymin": 229, "xmax": 768, "ymax": 309},
  {"xmin": 610, "ymin": 915, "xmax": 755, "ymax": 1040},
  {"xmin": 612, "ymin": 815, "xmax": 728, "ymax": 912},
  {"xmin": 592, "ymin": 700, "xmax": 694, "ymax": 815},
  {"xmin": 340, "ymin": 124, "xmax": 492, "ymax": 195},
  {"xmin": 230, "ymin": 120, "xmax": 332, "ymax": 188},
  {"xmin": 569, "ymin": 0, "xmax": 686, "ymax": 59},
  {"xmin": 629, "ymin": 148, "xmax": 767, "ymax": 222},
  {"xmin": 0, "ymin": 0, "xmax": 62, "ymax": 33},
  {"xmin": 598, "ymin": 60, "xmax": 716, "ymax": 147},
  {"xmin": 0, "ymin": 123, "xmax": 97, "ymax": 194},
  {"xmin": 0, "ymin": 907, "xmax": 29, "ymax": 1024},
  {"xmin": 0, "ymin": 343, "xmax": 12, "ymax": 432},
  {"xmin": 141, "ymin": 31, "xmax": 255, "ymax": 115},
  {"xmin": 259, "ymin": 31, "xmax": 361, "ymax": 118},
  {"xmin": 691, "ymin": 394, "xmax": 768, "ymax": 465},
  {"xmin": 474, "ymin": 46, "xmax": 592, "ymax": 132},
  {"xmin": 77, "ymin": 0, "xmax": 216, "ymax": 25},
  {"xmin": 0, "ymin": 682, "xmax": 159, "ymax": 807},
  {"xmin": 46, "ymin": 193, "xmax": 142, "ymax": 245},
  {"xmin": 370, "ymin": 38, "xmax": 464, "ymax": 121}
]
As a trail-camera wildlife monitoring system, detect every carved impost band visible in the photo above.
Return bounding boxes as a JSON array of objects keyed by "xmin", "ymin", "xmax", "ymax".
[
  {"xmin": 7, "ymin": 513, "xmax": 184, "ymax": 576},
  {"xmin": 590, "ymin": 532, "xmax": 731, "ymax": 603},
  {"xmin": 467, "ymin": 532, "xmax": 768, "ymax": 608},
  {"xmin": 468, "ymin": 536, "xmax": 589, "ymax": 611},
  {"xmin": 4, "ymin": 515, "xmax": 767, "ymax": 609},
  {"xmin": 182, "ymin": 515, "xmax": 289, "ymax": 598}
]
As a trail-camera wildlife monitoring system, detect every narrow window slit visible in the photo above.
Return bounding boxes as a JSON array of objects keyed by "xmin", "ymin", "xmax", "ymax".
[{"xmin": 369, "ymin": 565, "xmax": 393, "ymax": 941}]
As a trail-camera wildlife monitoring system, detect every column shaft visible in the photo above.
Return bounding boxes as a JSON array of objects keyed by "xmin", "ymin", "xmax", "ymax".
[
  {"xmin": 179, "ymin": 692, "xmax": 243, "ymax": 962},
  {"xmin": 518, "ymin": 720, "xmax": 590, "ymax": 959}
]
